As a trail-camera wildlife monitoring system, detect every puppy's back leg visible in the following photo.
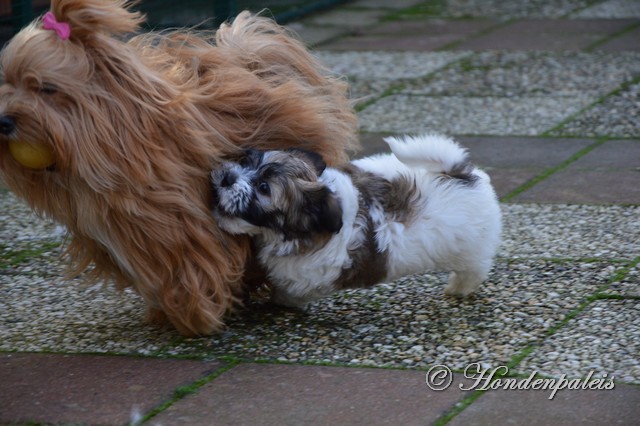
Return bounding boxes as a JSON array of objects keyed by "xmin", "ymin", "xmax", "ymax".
[{"xmin": 444, "ymin": 267, "xmax": 489, "ymax": 297}]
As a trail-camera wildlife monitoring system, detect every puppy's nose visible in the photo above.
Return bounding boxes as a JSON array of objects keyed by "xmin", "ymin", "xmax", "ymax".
[
  {"xmin": 0, "ymin": 115, "xmax": 16, "ymax": 135},
  {"xmin": 220, "ymin": 171, "xmax": 236, "ymax": 188}
]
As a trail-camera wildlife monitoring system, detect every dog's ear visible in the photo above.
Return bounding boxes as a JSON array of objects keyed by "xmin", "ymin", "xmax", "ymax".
[
  {"xmin": 286, "ymin": 148, "xmax": 327, "ymax": 176},
  {"xmin": 303, "ymin": 186, "xmax": 343, "ymax": 234}
]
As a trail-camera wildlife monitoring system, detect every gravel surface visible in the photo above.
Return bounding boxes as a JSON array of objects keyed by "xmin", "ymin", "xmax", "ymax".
[
  {"xmin": 1, "ymin": 191, "xmax": 637, "ymax": 384},
  {"xmin": 314, "ymin": 51, "xmax": 467, "ymax": 103},
  {"xmin": 572, "ymin": 0, "xmax": 640, "ymax": 18},
  {"xmin": 358, "ymin": 94, "xmax": 593, "ymax": 135},
  {"xmin": 551, "ymin": 81, "xmax": 640, "ymax": 137},
  {"xmin": 518, "ymin": 300, "xmax": 640, "ymax": 383},
  {"xmin": 403, "ymin": 52, "xmax": 640, "ymax": 98}
]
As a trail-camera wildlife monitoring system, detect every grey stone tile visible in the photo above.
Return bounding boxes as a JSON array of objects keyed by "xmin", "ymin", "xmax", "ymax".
[
  {"xmin": 596, "ymin": 26, "xmax": 640, "ymax": 51},
  {"xmin": 568, "ymin": 139, "xmax": 640, "ymax": 169},
  {"xmin": 322, "ymin": 19, "xmax": 498, "ymax": 51},
  {"xmin": 512, "ymin": 170, "xmax": 640, "ymax": 204},
  {"xmin": 573, "ymin": 0, "xmax": 640, "ymax": 18},
  {"xmin": 517, "ymin": 300, "xmax": 640, "ymax": 383},
  {"xmin": 358, "ymin": 94, "xmax": 593, "ymax": 135},
  {"xmin": 0, "ymin": 353, "xmax": 221, "ymax": 426},
  {"xmin": 351, "ymin": 0, "xmax": 425, "ymax": 9},
  {"xmin": 455, "ymin": 136, "xmax": 595, "ymax": 168},
  {"xmin": 387, "ymin": 0, "xmax": 593, "ymax": 19},
  {"xmin": 323, "ymin": 33, "xmax": 467, "ymax": 51},
  {"xmin": 454, "ymin": 19, "xmax": 638, "ymax": 51},
  {"xmin": 552, "ymin": 81, "xmax": 640, "ymax": 137},
  {"xmin": 286, "ymin": 23, "xmax": 348, "ymax": 47},
  {"xmin": 405, "ymin": 52, "xmax": 640, "ymax": 97},
  {"xmin": 154, "ymin": 363, "xmax": 466, "ymax": 425},
  {"xmin": 512, "ymin": 140, "xmax": 640, "ymax": 204},
  {"xmin": 449, "ymin": 382, "xmax": 640, "ymax": 426},
  {"xmin": 302, "ymin": 9, "xmax": 386, "ymax": 27}
]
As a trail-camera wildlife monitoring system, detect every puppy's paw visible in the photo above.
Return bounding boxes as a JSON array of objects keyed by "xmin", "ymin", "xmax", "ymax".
[{"xmin": 444, "ymin": 271, "xmax": 483, "ymax": 297}]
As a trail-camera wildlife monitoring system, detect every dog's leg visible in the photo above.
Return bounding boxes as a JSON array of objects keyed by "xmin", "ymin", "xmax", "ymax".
[{"xmin": 444, "ymin": 269, "xmax": 488, "ymax": 297}]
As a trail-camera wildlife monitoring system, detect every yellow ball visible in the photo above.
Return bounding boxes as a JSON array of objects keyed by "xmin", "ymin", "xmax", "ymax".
[{"xmin": 8, "ymin": 140, "xmax": 55, "ymax": 170}]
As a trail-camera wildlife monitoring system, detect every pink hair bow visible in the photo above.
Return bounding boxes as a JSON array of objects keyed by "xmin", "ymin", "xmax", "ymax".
[{"xmin": 42, "ymin": 12, "xmax": 71, "ymax": 40}]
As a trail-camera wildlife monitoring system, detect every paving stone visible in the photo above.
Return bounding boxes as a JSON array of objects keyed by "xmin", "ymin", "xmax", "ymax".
[
  {"xmin": 154, "ymin": 363, "xmax": 465, "ymax": 425},
  {"xmin": 518, "ymin": 300, "xmax": 640, "ymax": 383},
  {"xmin": 302, "ymin": 9, "xmax": 386, "ymax": 28},
  {"xmin": 454, "ymin": 19, "xmax": 639, "ymax": 51},
  {"xmin": 552, "ymin": 81, "xmax": 640, "ymax": 137},
  {"xmin": 455, "ymin": 136, "xmax": 595, "ymax": 168},
  {"xmin": 404, "ymin": 51, "xmax": 640, "ymax": 98},
  {"xmin": 323, "ymin": 19, "xmax": 498, "ymax": 51},
  {"xmin": 567, "ymin": 139, "xmax": 640, "ymax": 169},
  {"xmin": 314, "ymin": 51, "xmax": 467, "ymax": 101},
  {"xmin": 358, "ymin": 94, "xmax": 593, "ymax": 135},
  {"xmin": 0, "ymin": 353, "xmax": 222, "ymax": 425},
  {"xmin": 596, "ymin": 26, "xmax": 640, "ymax": 51},
  {"xmin": 315, "ymin": 51, "xmax": 467, "ymax": 80},
  {"xmin": 512, "ymin": 170, "xmax": 640, "ymax": 204},
  {"xmin": 512, "ymin": 140, "xmax": 640, "ymax": 204},
  {"xmin": 351, "ymin": 0, "xmax": 426, "ymax": 9},
  {"xmin": 385, "ymin": 0, "xmax": 593, "ymax": 19},
  {"xmin": 286, "ymin": 23, "xmax": 348, "ymax": 47},
  {"xmin": 449, "ymin": 383, "xmax": 640, "ymax": 426},
  {"xmin": 573, "ymin": 0, "xmax": 640, "ymax": 18}
]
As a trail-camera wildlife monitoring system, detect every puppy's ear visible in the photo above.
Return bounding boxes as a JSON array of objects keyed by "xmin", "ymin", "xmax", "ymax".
[
  {"xmin": 286, "ymin": 148, "xmax": 327, "ymax": 176},
  {"xmin": 240, "ymin": 148, "xmax": 264, "ymax": 167},
  {"xmin": 304, "ymin": 186, "xmax": 343, "ymax": 234}
]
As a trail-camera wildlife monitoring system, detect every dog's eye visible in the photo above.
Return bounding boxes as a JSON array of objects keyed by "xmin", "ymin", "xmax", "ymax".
[
  {"xmin": 40, "ymin": 83, "xmax": 58, "ymax": 95},
  {"xmin": 257, "ymin": 181, "xmax": 270, "ymax": 196}
]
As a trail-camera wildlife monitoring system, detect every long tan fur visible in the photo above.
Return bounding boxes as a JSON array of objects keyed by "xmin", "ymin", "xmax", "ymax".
[{"xmin": 0, "ymin": 0, "xmax": 358, "ymax": 336}]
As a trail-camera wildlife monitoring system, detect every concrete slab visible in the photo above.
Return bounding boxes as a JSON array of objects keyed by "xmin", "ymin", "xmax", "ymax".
[
  {"xmin": 153, "ymin": 363, "xmax": 466, "ymax": 425},
  {"xmin": 454, "ymin": 19, "xmax": 639, "ymax": 51},
  {"xmin": 512, "ymin": 169, "xmax": 640, "ymax": 204},
  {"xmin": 449, "ymin": 382, "xmax": 640, "ymax": 426},
  {"xmin": 512, "ymin": 140, "xmax": 640, "ymax": 204},
  {"xmin": 596, "ymin": 26, "xmax": 640, "ymax": 51},
  {"xmin": 320, "ymin": 19, "xmax": 499, "ymax": 51},
  {"xmin": 0, "ymin": 353, "xmax": 222, "ymax": 425}
]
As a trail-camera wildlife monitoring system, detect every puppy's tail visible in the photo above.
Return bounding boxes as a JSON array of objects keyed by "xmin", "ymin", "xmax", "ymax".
[{"xmin": 384, "ymin": 134, "xmax": 475, "ymax": 180}]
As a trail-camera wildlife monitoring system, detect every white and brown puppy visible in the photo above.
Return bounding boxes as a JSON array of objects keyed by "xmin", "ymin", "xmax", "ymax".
[{"xmin": 211, "ymin": 134, "xmax": 502, "ymax": 307}]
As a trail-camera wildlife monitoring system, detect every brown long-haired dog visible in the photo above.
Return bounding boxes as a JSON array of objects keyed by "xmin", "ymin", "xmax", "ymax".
[{"xmin": 0, "ymin": 0, "xmax": 358, "ymax": 336}]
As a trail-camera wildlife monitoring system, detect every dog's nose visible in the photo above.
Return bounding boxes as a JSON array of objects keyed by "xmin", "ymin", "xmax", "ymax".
[
  {"xmin": 0, "ymin": 115, "xmax": 16, "ymax": 135},
  {"xmin": 220, "ymin": 171, "xmax": 236, "ymax": 188}
]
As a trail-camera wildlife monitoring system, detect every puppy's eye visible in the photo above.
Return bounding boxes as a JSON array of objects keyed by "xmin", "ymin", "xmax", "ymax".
[
  {"xmin": 40, "ymin": 83, "xmax": 58, "ymax": 95},
  {"xmin": 257, "ymin": 181, "xmax": 270, "ymax": 196}
]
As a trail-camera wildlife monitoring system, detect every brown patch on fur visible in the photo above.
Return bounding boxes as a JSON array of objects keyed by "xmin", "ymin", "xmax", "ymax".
[
  {"xmin": 338, "ymin": 164, "xmax": 421, "ymax": 225},
  {"xmin": 0, "ymin": 2, "xmax": 358, "ymax": 336},
  {"xmin": 331, "ymin": 163, "xmax": 422, "ymax": 290}
]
